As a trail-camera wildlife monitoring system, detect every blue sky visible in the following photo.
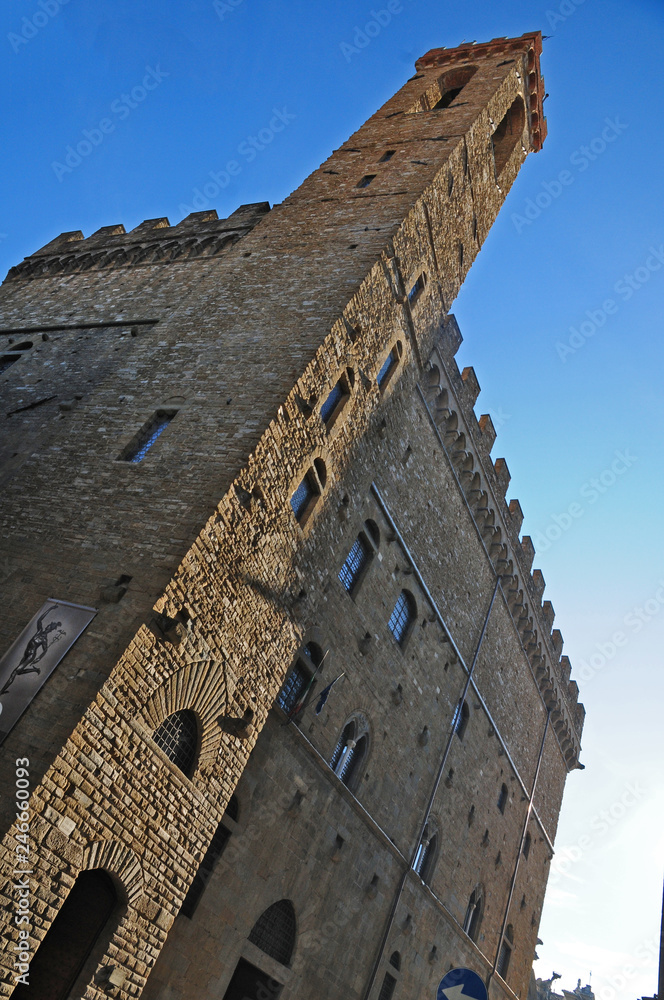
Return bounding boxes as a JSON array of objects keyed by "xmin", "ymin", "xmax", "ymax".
[{"xmin": 2, "ymin": 0, "xmax": 663, "ymax": 995}]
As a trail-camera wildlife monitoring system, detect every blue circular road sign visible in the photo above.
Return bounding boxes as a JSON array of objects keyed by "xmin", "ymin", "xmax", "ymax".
[{"xmin": 437, "ymin": 967, "xmax": 488, "ymax": 1000}]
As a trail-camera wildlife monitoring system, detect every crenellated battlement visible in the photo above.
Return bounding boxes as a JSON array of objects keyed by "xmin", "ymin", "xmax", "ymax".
[
  {"xmin": 3, "ymin": 202, "xmax": 271, "ymax": 282},
  {"xmin": 422, "ymin": 314, "xmax": 584, "ymax": 767}
]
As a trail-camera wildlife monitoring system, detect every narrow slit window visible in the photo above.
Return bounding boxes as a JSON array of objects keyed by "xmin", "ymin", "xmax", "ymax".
[
  {"xmin": 357, "ymin": 174, "xmax": 376, "ymax": 188},
  {"xmin": 497, "ymin": 782, "xmax": 508, "ymax": 814},
  {"xmin": 120, "ymin": 409, "xmax": 176, "ymax": 463},
  {"xmin": 379, "ymin": 150, "xmax": 396, "ymax": 162}
]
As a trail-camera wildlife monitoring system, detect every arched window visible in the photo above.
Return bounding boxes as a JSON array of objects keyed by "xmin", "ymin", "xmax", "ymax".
[
  {"xmin": 497, "ymin": 924, "xmax": 514, "ymax": 980},
  {"xmin": 339, "ymin": 520, "xmax": 380, "ymax": 595},
  {"xmin": 492, "ymin": 96, "xmax": 526, "ymax": 176},
  {"xmin": 389, "ymin": 952, "xmax": 401, "ymax": 970},
  {"xmin": 388, "ymin": 590, "xmax": 417, "ymax": 646},
  {"xmin": 330, "ymin": 716, "xmax": 369, "ymax": 792},
  {"xmin": 222, "ymin": 899, "xmax": 295, "ymax": 1000},
  {"xmin": 248, "ymin": 899, "xmax": 297, "ymax": 966},
  {"xmin": 180, "ymin": 795, "xmax": 239, "ymax": 918},
  {"xmin": 277, "ymin": 642, "xmax": 325, "ymax": 717},
  {"xmin": 462, "ymin": 887, "xmax": 483, "ymax": 942},
  {"xmin": 152, "ymin": 709, "xmax": 199, "ymax": 777},
  {"xmin": 13, "ymin": 869, "xmax": 119, "ymax": 1000},
  {"xmin": 497, "ymin": 783, "xmax": 508, "ymax": 814},
  {"xmin": 413, "ymin": 822, "xmax": 438, "ymax": 884},
  {"xmin": 453, "ymin": 700, "xmax": 470, "ymax": 740}
]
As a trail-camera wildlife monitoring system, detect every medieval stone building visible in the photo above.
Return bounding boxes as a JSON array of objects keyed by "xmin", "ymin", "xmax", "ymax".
[{"xmin": 0, "ymin": 31, "xmax": 584, "ymax": 1000}]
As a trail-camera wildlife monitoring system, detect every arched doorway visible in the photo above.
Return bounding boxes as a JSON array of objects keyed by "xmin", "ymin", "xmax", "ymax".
[{"xmin": 13, "ymin": 869, "xmax": 118, "ymax": 1000}]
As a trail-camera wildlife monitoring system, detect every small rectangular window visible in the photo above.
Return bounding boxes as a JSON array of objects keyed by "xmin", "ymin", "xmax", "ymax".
[
  {"xmin": 320, "ymin": 375, "xmax": 350, "ymax": 427},
  {"xmin": 339, "ymin": 535, "xmax": 372, "ymax": 593},
  {"xmin": 0, "ymin": 355, "xmax": 20, "ymax": 375},
  {"xmin": 290, "ymin": 476, "xmax": 316, "ymax": 521},
  {"xmin": 379, "ymin": 150, "xmax": 396, "ymax": 163},
  {"xmin": 377, "ymin": 350, "xmax": 397, "ymax": 390},
  {"xmin": 119, "ymin": 409, "xmax": 177, "ymax": 463},
  {"xmin": 357, "ymin": 174, "xmax": 376, "ymax": 188},
  {"xmin": 408, "ymin": 274, "xmax": 426, "ymax": 305}
]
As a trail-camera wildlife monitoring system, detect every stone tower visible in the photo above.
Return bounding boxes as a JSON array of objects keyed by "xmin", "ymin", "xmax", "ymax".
[{"xmin": 0, "ymin": 31, "xmax": 583, "ymax": 1000}]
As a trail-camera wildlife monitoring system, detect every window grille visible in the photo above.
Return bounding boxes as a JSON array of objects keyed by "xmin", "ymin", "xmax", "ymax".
[
  {"xmin": 152, "ymin": 710, "xmax": 198, "ymax": 776},
  {"xmin": 497, "ymin": 783, "xmax": 508, "ymax": 814},
  {"xmin": 338, "ymin": 535, "xmax": 371, "ymax": 592},
  {"xmin": 378, "ymin": 972, "xmax": 397, "ymax": 1000},
  {"xmin": 377, "ymin": 350, "xmax": 396, "ymax": 389},
  {"xmin": 277, "ymin": 659, "xmax": 311, "ymax": 715},
  {"xmin": 388, "ymin": 591, "xmax": 415, "ymax": 646},
  {"xmin": 248, "ymin": 899, "xmax": 297, "ymax": 966},
  {"xmin": 320, "ymin": 381, "xmax": 345, "ymax": 423},
  {"xmin": 497, "ymin": 927, "xmax": 513, "ymax": 979},
  {"xmin": 121, "ymin": 410, "xmax": 176, "ymax": 463},
  {"xmin": 290, "ymin": 477, "xmax": 315, "ymax": 520}
]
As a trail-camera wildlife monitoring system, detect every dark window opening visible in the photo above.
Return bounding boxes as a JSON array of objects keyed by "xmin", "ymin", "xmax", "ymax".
[
  {"xmin": 388, "ymin": 590, "xmax": 416, "ymax": 646},
  {"xmin": 153, "ymin": 709, "xmax": 198, "ymax": 777},
  {"xmin": 389, "ymin": 952, "xmax": 401, "ymax": 971},
  {"xmin": 492, "ymin": 96, "xmax": 526, "ymax": 176},
  {"xmin": 523, "ymin": 831, "xmax": 532, "ymax": 858},
  {"xmin": 248, "ymin": 899, "xmax": 296, "ymax": 966},
  {"xmin": 357, "ymin": 174, "xmax": 377, "ymax": 188},
  {"xmin": 0, "ymin": 354, "xmax": 21, "ymax": 374},
  {"xmin": 379, "ymin": 150, "xmax": 396, "ymax": 162},
  {"xmin": 222, "ymin": 958, "xmax": 283, "ymax": 1000},
  {"xmin": 180, "ymin": 797, "xmax": 238, "ymax": 918},
  {"xmin": 119, "ymin": 409, "xmax": 177, "ymax": 463},
  {"xmin": 13, "ymin": 869, "xmax": 118, "ymax": 1000},
  {"xmin": 497, "ymin": 783, "xmax": 508, "ymax": 814},
  {"xmin": 378, "ymin": 972, "xmax": 397, "ymax": 1000},
  {"xmin": 432, "ymin": 86, "xmax": 463, "ymax": 110}
]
